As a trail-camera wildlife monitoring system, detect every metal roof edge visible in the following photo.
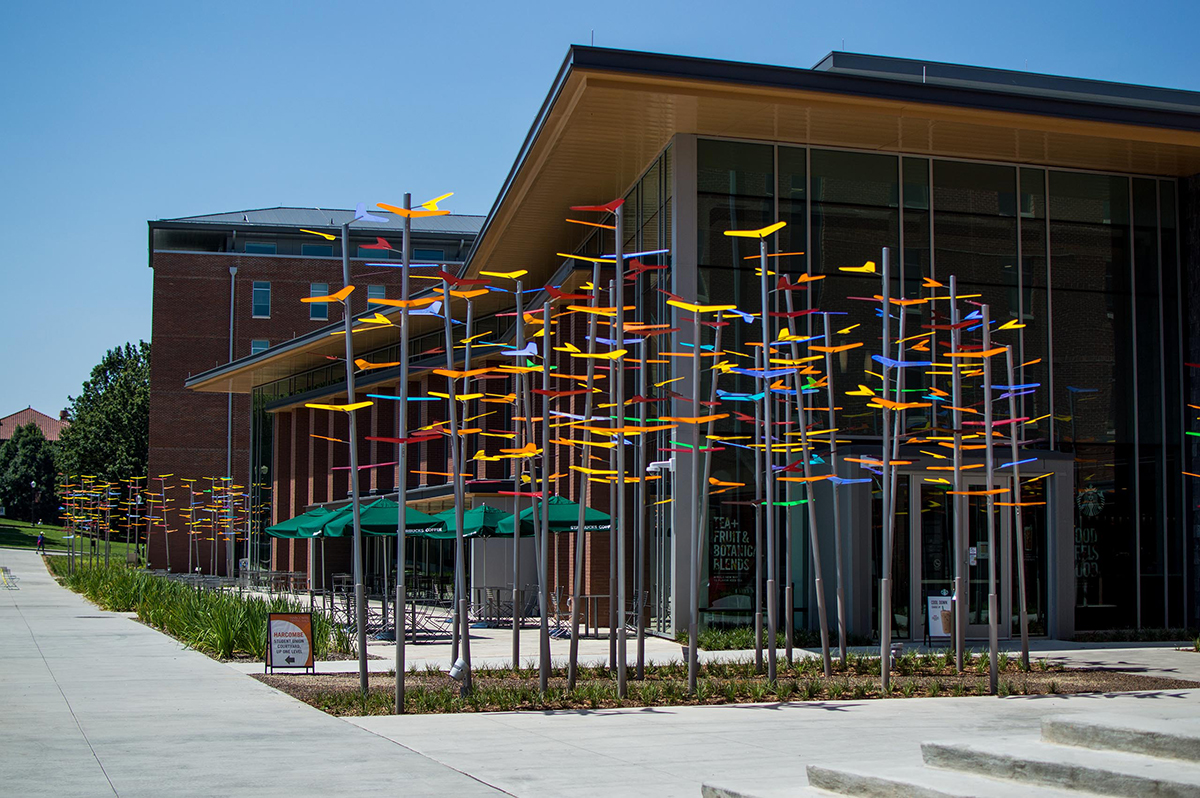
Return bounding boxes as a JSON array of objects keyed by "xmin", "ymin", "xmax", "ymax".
[{"xmin": 565, "ymin": 45, "xmax": 1200, "ymax": 132}]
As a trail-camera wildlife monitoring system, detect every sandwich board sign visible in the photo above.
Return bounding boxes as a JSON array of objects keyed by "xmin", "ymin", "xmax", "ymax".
[
  {"xmin": 266, "ymin": 613, "xmax": 314, "ymax": 673},
  {"xmin": 926, "ymin": 595, "xmax": 953, "ymax": 643}
]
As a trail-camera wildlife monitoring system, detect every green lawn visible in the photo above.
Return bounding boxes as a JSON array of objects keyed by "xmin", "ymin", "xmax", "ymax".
[{"xmin": 0, "ymin": 518, "xmax": 139, "ymax": 561}]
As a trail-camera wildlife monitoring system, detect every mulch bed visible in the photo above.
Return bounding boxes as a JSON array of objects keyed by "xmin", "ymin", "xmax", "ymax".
[{"xmin": 254, "ymin": 661, "xmax": 1200, "ymax": 716}]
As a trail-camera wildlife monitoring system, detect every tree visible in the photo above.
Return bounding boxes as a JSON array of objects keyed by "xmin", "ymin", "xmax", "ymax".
[
  {"xmin": 58, "ymin": 341, "xmax": 150, "ymax": 484},
  {"xmin": 0, "ymin": 422, "xmax": 59, "ymax": 522}
]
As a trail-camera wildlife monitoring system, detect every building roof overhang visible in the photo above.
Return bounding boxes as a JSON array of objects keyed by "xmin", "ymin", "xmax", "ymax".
[{"xmin": 186, "ymin": 45, "xmax": 1200, "ymax": 397}]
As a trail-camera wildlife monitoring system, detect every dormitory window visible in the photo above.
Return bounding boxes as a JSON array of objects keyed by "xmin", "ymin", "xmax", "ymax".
[
  {"xmin": 250, "ymin": 339, "xmax": 269, "ymax": 355},
  {"xmin": 301, "ymin": 243, "xmax": 333, "ymax": 256},
  {"xmin": 413, "ymin": 248, "xmax": 444, "ymax": 262},
  {"xmin": 367, "ymin": 285, "xmax": 386, "ymax": 305},
  {"xmin": 310, "ymin": 283, "xmax": 329, "ymax": 321},
  {"xmin": 252, "ymin": 281, "xmax": 271, "ymax": 318},
  {"xmin": 244, "ymin": 242, "xmax": 277, "ymax": 254},
  {"xmin": 358, "ymin": 246, "xmax": 387, "ymax": 259}
]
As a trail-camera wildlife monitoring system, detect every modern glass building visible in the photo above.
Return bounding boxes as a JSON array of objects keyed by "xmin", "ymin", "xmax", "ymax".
[{"xmin": 187, "ymin": 47, "xmax": 1200, "ymax": 639}]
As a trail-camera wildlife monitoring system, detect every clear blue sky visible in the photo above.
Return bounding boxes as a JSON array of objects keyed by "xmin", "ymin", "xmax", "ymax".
[{"xmin": 2, "ymin": 0, "xmax": 1198, "ymax": 416}]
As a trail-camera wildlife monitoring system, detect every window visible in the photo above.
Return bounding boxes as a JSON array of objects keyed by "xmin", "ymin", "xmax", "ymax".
[
  {"xmin": 250, "ymin": 339, "xmax": 269, "ymax": 355},
  {"xmin": 302, "ymin": 243, "xmax": 333, "ymax": 256},
  {"xmin": 367, "ymin": 285, "xmax": 386, "ymax": 305},
  {"xmin": 357, "ymin": 246, "xmax": 387, "ymax": 259},
  {"xmin": 252, "ymin": 281, "xmax": 271, "ymax": 318},
  {"xmin": 309, "ymin": 283, "xmax": 329, "ymax": 321},
  {"xmin": 244, "ymin": 242, "xmax": 276, "ymax": 254},
  {"xmin": 413, "ymin": 248, "xmax": 444, "ymax": 262}
]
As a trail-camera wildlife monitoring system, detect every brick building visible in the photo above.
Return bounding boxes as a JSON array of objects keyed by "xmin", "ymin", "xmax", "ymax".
[
  {"xmin": 0, "ymin": 407, "xmax": 68, "ymax": 444},
  {"xmin": 147, "ymin": 207, "xmax": 483, "ymax": 572},
  {"xmin": 186, "ymin": 49, "xmax": 1200, "ymax": 637}
]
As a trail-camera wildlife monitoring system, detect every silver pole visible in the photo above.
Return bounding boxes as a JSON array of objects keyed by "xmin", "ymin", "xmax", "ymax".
[
  {"xmin": 753, "ymin": 348, "xmax": 764, "ymax": 674},
  {"xmin": 758, "ymin": 237, "xmax": 778, "ymax": 683},
  {"xmin": 441, "ymin": 276, "xmax": 472, "ymax": 696},
  {"xmin": 338, "ymin": 221, "xmax": 369, "ymax": 696},
  {"xmin": 950, "ymin": 275, "xmax": 966, "ymax": 673},
  {"xmin": 539, "ymin": 299, "xmax": 552, "ymax": 692},
  {"xmin": 879, "ymin": 246, "xmax": 893, "ymax": 692},
  {"xmin": 695, "ymin": 320, "xmax": 725, "ymax": 678},
  {"xmin": 635, "ymin": 292, "xmax": 650, "ymax": 680},
  {"xmin": 568, "ymin": 257, "xmax": 603, "ymax": 688},
  {"xmin": 511, "ymin": 279, "xmax": 525, "ymax": 669},
  {"xmin": 784, "ymin": 287, "xmax": 832, "ymax": 676},
  {"xmin": 394, "ymin": 194, "xmax": 411, "ymax": 713},
  {"xmin": 983, "ymin": 304, "xmax": 998, "ymax": 695},
  {"xmin": 1005, "ymin": 344, "xmax": 1030, "ymax": 669},
  {"xmin": 687, "ymin": 309, "xmax": 704, "ymax": 692},
  {"xmin": 614, "ymin": 205, "xmax": 628, "ymax": 697},
  {"xmin": 822, "ymin": 313, "xmax": 848, "ymax": 665}
]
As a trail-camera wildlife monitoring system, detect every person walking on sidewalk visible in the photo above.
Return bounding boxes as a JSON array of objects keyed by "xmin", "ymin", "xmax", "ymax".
[{"xmin": 35, "ymin": 531, "xmax": 46, "ymax": 554}]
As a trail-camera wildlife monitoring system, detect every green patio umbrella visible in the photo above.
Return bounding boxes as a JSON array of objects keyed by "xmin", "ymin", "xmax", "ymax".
[
  {"xmin": 493, "ymin": 495, "xmax": 610, "ymax": 536},
  {"xmin": 322, "ymin": 498, "xmax": 446, "ymax": 538},
  {"xmin": 296, "ymin": 502, "xmax": 356, "ymax": 538},
  {"xmin": 434, "ymin": 504, "xmax": 513, "ymax": 538},
  {"xmin": 265, "ymin": 506, "xmax": 334, "ymax": 539}
]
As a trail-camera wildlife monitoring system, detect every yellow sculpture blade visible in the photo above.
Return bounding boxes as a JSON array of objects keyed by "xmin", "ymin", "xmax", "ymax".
[
  {"xmin": 556, "ymin": 252, "xmax": 617, "ymax": 264},
  {"xmin": 839, "ymin": 261, "xmax": 877, "ymax": 273},
  {"xmin": 571, "ymin": 349, "xmax": 627, "ymax": 361},
  {"xmin": 419, "ymin": 192, "xmax": 454, "ymax": 211},
  {"xmin": 480, "ymin": 269, "xmax": 528, "ymax": 279},
  {"xmin": 305, "ymin": 401, "xmax": 373, "ymax": 412},
  {"xmin": 301, "ymin": 285, "xmax": 355, "ymax": 303},
  {"xmin": 722, "ymin": 221, "xmax": 787, "ymax": 238},
  {"xmin": 354, "ymin": 359, "xmax": 400, "ymax": 370},
  {"xmin": 300, "ymin": 228, "xmax": 337, "ymax": 241},
  {"xmin": 433, "ymin": 367, "xmax": 492, "ymax": 379},
  {"xmin": 665, "ymin": 299, "xmax": 739, "ymax": 314}
]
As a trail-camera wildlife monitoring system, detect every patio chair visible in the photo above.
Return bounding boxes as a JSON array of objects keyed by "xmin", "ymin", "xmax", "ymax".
[{"xmin": 624, "ymin": 589, "xmax": 648, "ymax": 632}]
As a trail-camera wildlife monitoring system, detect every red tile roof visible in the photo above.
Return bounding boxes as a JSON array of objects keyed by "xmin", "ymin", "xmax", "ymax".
[{"xmin": 0, "ymin": 407, "xmax": 68, "ymax": 442}]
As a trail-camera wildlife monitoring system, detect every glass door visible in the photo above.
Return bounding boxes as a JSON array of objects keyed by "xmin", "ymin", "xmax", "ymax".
[
  {"xmin": 965, "ymin": 479, "xmax": 1010, "ymax": 638},
  {"xmin": 914, "ymin": 475, "xmax": 1010, "ymax": 640}
]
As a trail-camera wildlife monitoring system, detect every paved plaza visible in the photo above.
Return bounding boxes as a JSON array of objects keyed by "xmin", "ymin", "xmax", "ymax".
[{"xmin": 4, "ymin": 546, "xmax": 1199, "ymax": 797}]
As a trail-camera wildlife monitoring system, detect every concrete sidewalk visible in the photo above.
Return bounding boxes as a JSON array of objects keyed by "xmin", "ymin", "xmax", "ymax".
[
  {"xmin": 6, "ymin": 547, "xmax": 1199, "ymax": 797},
  {"xmin": 0, "ymin": 548, "xmax": 505, "ymax": 797}
]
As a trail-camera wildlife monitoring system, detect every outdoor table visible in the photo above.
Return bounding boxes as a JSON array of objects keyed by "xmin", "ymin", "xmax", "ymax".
[{"xmin": 579, "ymin": 594, "xmax": 609, "ymax": 638}]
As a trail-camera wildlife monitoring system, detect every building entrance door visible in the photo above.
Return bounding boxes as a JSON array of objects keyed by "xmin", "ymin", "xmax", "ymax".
[{"xmin": 914, "ymin": 476, "xmax": 1010, "ymax": 641}]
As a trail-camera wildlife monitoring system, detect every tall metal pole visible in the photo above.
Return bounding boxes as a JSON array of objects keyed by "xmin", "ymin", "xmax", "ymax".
[
  {"xmin": 511, "ymin": 280, "xmax": 525, "ymax": 669},
  {"xmin": 784, "ymin": 288, "xmax": 832, "ymax": 676},
  {"xmin": 758, "ymin": 236, "xmax": 778, "ymax": 683},
  {"xmin": 1005, "ymin": 344, "xmax": 1031, "ymax": 669},
  {"xmin": 687, "ymin": 310, "xmax": 704, "ymax": 692},
  {"xmin": 983, "ymin": 304, "xmax": 998, "ymax": 695},
  {"xmin": 569, "ymin": 258, "xmax": 604, "ymax": 688},
  {"xmin": 879, "ymin": 246, "xmax": 894, "ymax": 692},
  {"xmin": 635, "ymin": 287, "xmax": 650, "ymax": 680},
  {"xmin": 822, "ymin": 313, "xmax": 848, "ymax": 665},
  {"xmin": 690, "ymin": 317, "xmax": 727, "ymax": 693},
  {"xmin": 950, "ymin": 275, "xmax": 966, "ymax": 673},
  {"xmin": 339, "ymin": 221, "xmax": 369, "ymax": 696},
  {"xmin": 753, "ymin": 348, "xmax": 764, "ymax": 674},
  {"xmin": 394, "ymin": 194, "xmax": 412, "ymax": 713},
  {"xmin": 441, "ymin": 278, "xmax": 472, "ymax": 696},
  {"xmin": 613, "ymin": 205, "xmax": 628, "ymax": 696},
  {"xmin": 539, "ymin": 300, "xmax": 552, "ymax": 692}
]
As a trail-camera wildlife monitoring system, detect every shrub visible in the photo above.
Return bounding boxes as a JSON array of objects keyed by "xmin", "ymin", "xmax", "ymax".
[{"xmin": 61, "ymin": 564, "xmax": 348, "ymax": 660}]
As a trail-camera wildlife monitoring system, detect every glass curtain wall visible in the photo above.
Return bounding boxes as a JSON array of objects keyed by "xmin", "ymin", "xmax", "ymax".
[{"xmin": 694, "ymin": 137, "xmax": 1184, "ymax": 634}]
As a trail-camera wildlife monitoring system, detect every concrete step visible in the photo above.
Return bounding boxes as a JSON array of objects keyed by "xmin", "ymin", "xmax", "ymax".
[
  {"xmin": 922, "ymin": 736, "xmax": 1200, "ymax": 798},
  {"xmin": 806, "ymin": 763, "xmax": 1083, "ymax": 798},
  {"xmin": 1042, "ymin": 714, "xmax": 1200, "ymax": 763},
  {"xmin": 701, "ymin": 782, "xmax": 825, "ymax": 798}
]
